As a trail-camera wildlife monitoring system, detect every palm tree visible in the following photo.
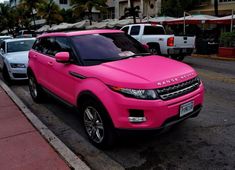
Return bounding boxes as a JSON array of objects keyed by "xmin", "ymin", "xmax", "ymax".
[
  {"xmin": 20, "ymin": 0, "xmax": 46, "ymax": 28},
  {"xmin": 0, "ymin": 4, "xmax": 17, "ymax": 34},
  {"xmin": 71, "ymin": 0, "xmax": 107, "ymax": 25},
  {"xmin": 37, "ymin": 0, "xmax": 63, "ymax": 27}
]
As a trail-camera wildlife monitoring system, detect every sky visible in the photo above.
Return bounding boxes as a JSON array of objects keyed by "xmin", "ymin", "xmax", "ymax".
[{"xmin": 0, "ymin": 0, "xmax": 8, "ymax": 3}]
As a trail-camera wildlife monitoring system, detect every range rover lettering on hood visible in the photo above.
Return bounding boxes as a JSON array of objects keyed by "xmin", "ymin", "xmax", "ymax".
[{"xmin": 157, "ymin": 72, "xmax": 195, "ymax": 86}]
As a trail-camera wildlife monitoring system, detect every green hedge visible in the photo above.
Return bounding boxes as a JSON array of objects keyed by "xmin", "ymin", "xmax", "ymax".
[{"xmin": 220, "ymin": 32, "xmax": 235, "ymax": 47}]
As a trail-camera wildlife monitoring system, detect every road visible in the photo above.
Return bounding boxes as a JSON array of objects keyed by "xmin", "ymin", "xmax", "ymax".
[{"xmin": 1, "ymin": 56, "xmax": 235, "ymax": 170}]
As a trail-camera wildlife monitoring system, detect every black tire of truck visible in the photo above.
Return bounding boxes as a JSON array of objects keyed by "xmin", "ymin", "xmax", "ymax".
[
  {"xmin": 148, "ymin": 44, "xmax": 161, "ymax": 55},
  {"xmin": 171, "ymin": 55, "xmax": 185, "ymax": 61}
]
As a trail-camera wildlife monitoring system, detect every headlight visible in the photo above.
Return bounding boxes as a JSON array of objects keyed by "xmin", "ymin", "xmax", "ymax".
[
  {"xmin": 10, "ymin": 63, "xmax": 26, "ymax": 68},
  {"xmin": 110, "ymin": 86, "xmax": 159, "ymax": 100}
]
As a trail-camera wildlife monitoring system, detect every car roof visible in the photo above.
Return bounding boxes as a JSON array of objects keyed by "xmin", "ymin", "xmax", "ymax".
[
  {"xmin": 38, "ymin": 29, "xmax": 123, "ymax": 38},
  {"xmin": 4, "ymin": 38, "xmax": 36, "ymax": 43}
]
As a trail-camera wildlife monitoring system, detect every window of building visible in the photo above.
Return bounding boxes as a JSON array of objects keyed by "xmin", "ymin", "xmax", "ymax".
[
  {"xmin": 59, "ymin": 0, "xmax": 68, "ymax": 5},
  {"xmin": 219, "ymin": 0, "xmax": 235, "ymax": 3}
]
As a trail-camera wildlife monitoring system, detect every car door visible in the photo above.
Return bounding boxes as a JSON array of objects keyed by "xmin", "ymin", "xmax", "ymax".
[
  {"xmin": 30, "ymin": 37, "xmax": 54, "ymax": 88},
  {"xmin": 45, "ymin": 36, "xmax": 79, "ymax": 104}
]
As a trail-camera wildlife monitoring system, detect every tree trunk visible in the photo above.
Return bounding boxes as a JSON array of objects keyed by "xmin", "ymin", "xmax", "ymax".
[
  {"xmin": 89, "ymin": 8, "xmax": 92, "ymax": 25},
  {"xmin": 214, "ymin": 0, "xmax": 218, "ymax": 16},
  {"xmin": 130, "ymin": 0, "xmax": 136, "ymax": 24}
]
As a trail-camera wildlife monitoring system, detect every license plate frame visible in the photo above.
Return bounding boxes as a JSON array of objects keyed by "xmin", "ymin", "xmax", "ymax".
[{"xmin": 180, "ymin": 101, "xmax": 194, "ymax": 117}]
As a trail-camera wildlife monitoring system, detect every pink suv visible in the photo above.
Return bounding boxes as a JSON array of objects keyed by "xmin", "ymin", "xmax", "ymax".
[{"xmin": 28, "ymin": 30, "xmax": 204, "ymax": 148}]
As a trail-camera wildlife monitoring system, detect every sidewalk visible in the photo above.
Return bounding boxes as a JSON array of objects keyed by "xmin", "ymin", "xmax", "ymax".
[
  {"xmin": 191, "ymin": 54, "xmax": 235, "ymax": 61},
  {"xmin": 0, "ymin": 85, "xmax": 70, "ymax": 170}
]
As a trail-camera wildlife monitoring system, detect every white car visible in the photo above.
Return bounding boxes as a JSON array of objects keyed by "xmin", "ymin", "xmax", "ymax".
[{"xmin": 0, "ymin": 38, "xmax": 35, "ymax": 81}]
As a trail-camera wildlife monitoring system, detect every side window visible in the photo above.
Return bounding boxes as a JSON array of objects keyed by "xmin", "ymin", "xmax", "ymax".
[
  {"xmin": 54, "ymin": 37, "xmax": 71, "ymax": 53},
  {"xmin": 45, "ymin": 37, "xmax": 57, "ymax": 57},
  {"xmin": 143, "ymin": 26, "xmax": 165, "ymax": 35},
  {"xmin": 130, "ymin": 26, "xmax": 140, "ymax": 35},
  {"xmin": 121, "ymin": 26, "xmax": 129, "ymax": 34}
]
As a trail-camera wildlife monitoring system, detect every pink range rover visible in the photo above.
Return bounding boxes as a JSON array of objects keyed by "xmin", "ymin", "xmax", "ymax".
[{"xmin": 28, "ymin": 30, "xmax": 204, "ymax": 148}]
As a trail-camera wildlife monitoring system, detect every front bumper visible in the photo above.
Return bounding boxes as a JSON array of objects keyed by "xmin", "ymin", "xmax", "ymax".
[
  {"xmin": 8, "ymin": 68, "xmax": 28, "ymax": 80},
  {"xmin": 104, "ymin": 84, "xmax": 204, "ymax": 130}
]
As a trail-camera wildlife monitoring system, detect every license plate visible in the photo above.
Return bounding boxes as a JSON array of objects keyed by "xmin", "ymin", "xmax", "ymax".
[
  {"xmin": 180, "ymin": 101, "xmax": 194, "ymax": 117},
  {"xmin": 182, "ymin": 49, "xmax": 187, "ymax": 53}
]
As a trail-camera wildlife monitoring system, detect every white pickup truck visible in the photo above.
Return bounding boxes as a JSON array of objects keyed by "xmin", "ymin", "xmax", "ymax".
[{"xmin": 121, "ymin": 24, "xmax": 195, "ymax": 61}]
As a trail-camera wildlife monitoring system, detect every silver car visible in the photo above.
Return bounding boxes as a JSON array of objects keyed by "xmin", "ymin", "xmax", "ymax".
[{"xmin": 0, "ymin": 38, "xmax": 35, "ymax": 81}]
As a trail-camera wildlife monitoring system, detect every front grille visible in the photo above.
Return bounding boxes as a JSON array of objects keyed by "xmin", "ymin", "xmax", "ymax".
[
  {"xmin": 12, "ymin": 73, "xmax": 27, "ymax": 78},
  {"xmin": 156, "ymin": 77, "xmax": 200, "ymax": 100}
]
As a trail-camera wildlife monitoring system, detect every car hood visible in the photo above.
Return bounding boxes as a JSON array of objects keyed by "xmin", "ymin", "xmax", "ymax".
[
  {"xmin": 82, "ymin": 55, "xmax": 198, "ymax": 89},
  {"xmin": 5, "ymin": 51, "xmax": 29, "ymax": 64}
]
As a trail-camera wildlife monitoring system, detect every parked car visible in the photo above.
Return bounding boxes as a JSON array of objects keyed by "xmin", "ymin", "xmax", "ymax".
[
  {"xmin": 28, "ymin": 30, "xmax": 204, "ymax": 148},
  {"xmin": 0, "ymin": 35, "xmax": 13, "ymax": 44},
  {"xmin": 0, "ymin": 38, "xmax": 36, "ymax": 81},
  {"xmin": 121, "ymin": 24, "xmax": 196, "ymax": 61}
]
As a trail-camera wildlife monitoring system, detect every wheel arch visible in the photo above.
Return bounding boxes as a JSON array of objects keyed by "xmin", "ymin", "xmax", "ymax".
[{"xmin": 77, "ymin": 90, "xmax": 115, "ymax": 127}]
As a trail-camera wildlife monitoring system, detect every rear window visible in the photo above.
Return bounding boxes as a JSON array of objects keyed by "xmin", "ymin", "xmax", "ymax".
[{"xmin": 143, "ymin": 26, "xmax": 165, "ymax": 35}]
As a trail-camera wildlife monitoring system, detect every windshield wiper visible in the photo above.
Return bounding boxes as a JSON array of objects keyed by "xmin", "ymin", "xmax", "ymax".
[{"xmin": 120, "ymin": 53, "xmax": 152, "ymax": 60}]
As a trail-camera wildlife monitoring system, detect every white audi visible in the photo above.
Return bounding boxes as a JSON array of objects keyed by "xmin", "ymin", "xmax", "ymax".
[{"xmin": 0, "ymin": 38, "xmax": 35, "ymax": 82}]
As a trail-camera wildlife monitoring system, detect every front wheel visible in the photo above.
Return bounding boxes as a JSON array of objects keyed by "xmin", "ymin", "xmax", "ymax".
[
  {"xmin": 28, "ymin": 73, "xmax": 44, "ymax": 103},
  {"xmin": 81, "ymin": 99, "xmax": 116, "ymax": 149},
  {"xmin": 2, "ymin": 65, "xmax": 11, "ymax": 83}
]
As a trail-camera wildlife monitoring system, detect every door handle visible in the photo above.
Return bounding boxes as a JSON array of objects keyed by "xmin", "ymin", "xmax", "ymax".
[{"xmin": 47, "ymin": 61, "xmax": 53, "ymax": 66}]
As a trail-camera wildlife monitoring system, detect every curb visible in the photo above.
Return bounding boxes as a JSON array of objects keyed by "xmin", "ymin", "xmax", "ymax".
[
  {"xmin": 191, "ymin": 54, "xmax": 235, "ymax": 61},
  {"xmin": 0, "ymin": 79, "xmax": 90, "ymax": 170}
]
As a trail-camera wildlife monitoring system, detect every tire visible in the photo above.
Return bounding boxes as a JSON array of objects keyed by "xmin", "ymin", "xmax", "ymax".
[
  {"xmin": 2, "ymin": 65, "xmax": 11, "ymax": 83},
  {"xmin": 149, "ymin": 44, "xmax": 161, "ymax": 55},
  {"xmin": 173, "ymin": 55, "xmax": 185, "ymax": 61},
  {"xmin": 81, "ymin": 99, "xmax": 116, "ymax": 149},
  {"xmin": 28, "ymin": 73, "xmax": 44, "ymax": 103}
]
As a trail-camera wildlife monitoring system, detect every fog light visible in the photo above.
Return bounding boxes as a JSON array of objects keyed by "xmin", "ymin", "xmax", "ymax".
[
  {"xmin": 128, "ymin": 109, "xmax": 146, "ymax": 123},
  {"xmin": 128, "ymin": 117, "xmax": 147, "ymax": 123}
]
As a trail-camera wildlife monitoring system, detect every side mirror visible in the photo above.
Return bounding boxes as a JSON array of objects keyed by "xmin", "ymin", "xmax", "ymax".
[
  {"xmin": 0, "ymin": 48, "xmax": 4, "ymax": 54},
  {"xmin": 55, "ymin": 52, "xmax": 70, "ymax": 63},
  {"xmin": 142, "ymin": 44, "xmax": 149, "ymax": 50}
]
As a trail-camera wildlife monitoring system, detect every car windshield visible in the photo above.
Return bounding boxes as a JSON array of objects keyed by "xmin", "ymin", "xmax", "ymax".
[
  {"xmin": 71, "ymin": 33, "xmax": 149, "ymax": 65},
  {"xmin": 7, "ymin": 40, "xmax": 35, "ymax": 53}
]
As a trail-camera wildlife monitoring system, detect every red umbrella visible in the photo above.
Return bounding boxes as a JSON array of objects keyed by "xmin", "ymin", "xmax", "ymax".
[
  {"xmin": 166, "ymin": 15, "xmax": 218, "ymax": 25},
  {"xmin": 209, "ymin": 15, "xmax": 235, "ymax": 24}
]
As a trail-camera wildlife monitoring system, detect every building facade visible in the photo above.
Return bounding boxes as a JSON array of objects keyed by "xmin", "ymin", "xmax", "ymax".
[
  {"xmin": 115, "ymin": 0, "xmax": 162, "ymax": 19},
  {"xmin": 191, "ymin": 0, "xmax": 235, "ymax": 16},
  {"xmin": 9, "ymin": 0, "xmax": 71, "ymax": 9}
]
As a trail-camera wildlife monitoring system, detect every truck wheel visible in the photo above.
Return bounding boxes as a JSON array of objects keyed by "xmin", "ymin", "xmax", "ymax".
[
  {"xmin": 81, "ymin": 99, "xmax": 116, "ymax": 149},
  {"xmin": 149, "ymin": 45, "xmax": 161, "ymax": 55},
  {"xmin": 2, "ymin": 65, "xmax": 11, "ymax": 83},
  {"xmin": 28, "ymin": 73, "xmax": 44, "ymax": 103},
  {"xmin": 175, "ymin": 55, "xmax": 185, "ymax": 61}
]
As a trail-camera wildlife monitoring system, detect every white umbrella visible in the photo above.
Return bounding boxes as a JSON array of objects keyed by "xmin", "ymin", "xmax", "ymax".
[{"xmin": 36, "ymin": 25, "xmax": 50, "ymax": 32}]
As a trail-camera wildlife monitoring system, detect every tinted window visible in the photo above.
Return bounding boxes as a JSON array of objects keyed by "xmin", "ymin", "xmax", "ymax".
[
  {"xmin": 143, "ymin": 26, "xmax": 165, "ymax": 35},
  {"xmin": 71, "ymin": 33, "xmax": 148, "ymax": 66},
  {"xmin": 121, "ymin": 26, "xmax": 129, "ymax": 34},
  {"xmin": 33, "ymin": 37, "xmax": 55, "ymax": 56},
  {"xmin": 7, "ymin": 40, "xmax": 35, "ymax": 53},
  {"xmin": 130, "ymin": 26, "xmax": 140, "ymax": 35}
]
